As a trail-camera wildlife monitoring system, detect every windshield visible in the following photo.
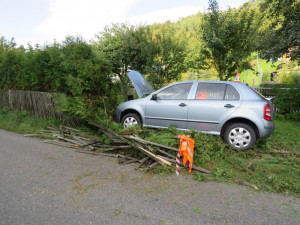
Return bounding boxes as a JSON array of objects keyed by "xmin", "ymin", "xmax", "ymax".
[{"xmin": 127, "ymin": 70, "xmax": 155, "ymax": 98}]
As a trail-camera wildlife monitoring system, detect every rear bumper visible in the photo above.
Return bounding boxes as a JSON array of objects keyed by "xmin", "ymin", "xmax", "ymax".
[{"xmin": 259, "ymin": 120, "xmax": 275, "ymax": 139}]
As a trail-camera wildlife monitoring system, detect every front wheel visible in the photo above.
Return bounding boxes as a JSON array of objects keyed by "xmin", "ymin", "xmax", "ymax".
[
  {"xmin": 224, "ymin": 123, "xmax": 256, "ymax": 151},
  {"xmin": 121, "ymin": 113, "xmax": 141, "ymax": 128}
]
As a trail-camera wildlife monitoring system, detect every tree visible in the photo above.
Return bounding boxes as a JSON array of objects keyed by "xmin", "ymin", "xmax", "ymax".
[
  {"xmin": 94, "ymin": 24, "xmax": 154, "ymax": 99},
  {"xmin": 201, "ymin": 0, "xmax": 255, "ymax": 80},
  {"xmin": 0, "ymin": 37, "xmax": 24, "ymax": 89},
  {"xmin": 148, "ymin": 23, "xmax": 188, "ymax": 88},
  {"xmin": 257, "ymin": 0, "xmax": 300, "ymax": 62},
  {"xmin": 57, "ymin": 36, "xmax": 115, "ymax": 119}
]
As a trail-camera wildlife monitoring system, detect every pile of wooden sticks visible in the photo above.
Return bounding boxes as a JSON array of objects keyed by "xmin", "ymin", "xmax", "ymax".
[{"xmin": 24, "ymin": 122, "xmax": 211, "ymax": 174}]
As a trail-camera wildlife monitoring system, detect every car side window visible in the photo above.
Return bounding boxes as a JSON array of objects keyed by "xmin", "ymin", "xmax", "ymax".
[
  {"xmin": 195, "ymin": 83, "xmax": 226, "ymax": 100},
  {"xmin": 157, "ymin": 83, "xmax": 193, "ymax": 100},
  {"xmin": 225, "ymin": 85, "xmax": 240, "ymax": 100}
]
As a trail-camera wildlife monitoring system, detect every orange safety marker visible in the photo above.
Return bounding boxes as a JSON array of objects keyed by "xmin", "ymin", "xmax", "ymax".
[
  {"xmin": 234, "ymin": 73, "xmax": 241, "ymax": 82},
  {"xmin": 175, "ymin": 135, "xmax": 195, "ymax": 175}
]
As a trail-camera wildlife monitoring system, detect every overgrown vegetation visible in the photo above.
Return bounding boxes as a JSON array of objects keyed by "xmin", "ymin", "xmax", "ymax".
[
  {"xmin": 273, "ymin": 85, "xmax": 300, "ymax": 120},
  {"xmin": 1, "ymin": 109, "xmax": 298, "ymax": 197}
]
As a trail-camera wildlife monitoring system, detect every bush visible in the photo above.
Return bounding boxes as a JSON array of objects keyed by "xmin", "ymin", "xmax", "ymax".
[{"xmin": 273, "ymin": 84, "xmax": 300, "ymax": 120}]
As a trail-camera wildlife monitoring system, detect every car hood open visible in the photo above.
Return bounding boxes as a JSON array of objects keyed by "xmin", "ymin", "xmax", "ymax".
[{"xmin": 127, "ymin": 70, "xmax": 155, "ymax": 98}]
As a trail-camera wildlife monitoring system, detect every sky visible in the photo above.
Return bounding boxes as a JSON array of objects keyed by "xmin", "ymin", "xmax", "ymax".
[{"xmin": 1, "ymin": 0, "xmax": 250, "ymax": 46}]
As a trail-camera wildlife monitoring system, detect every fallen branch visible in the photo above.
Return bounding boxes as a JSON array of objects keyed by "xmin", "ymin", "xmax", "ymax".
[
  {"xmin": 156, "ymin": 148, "xmax": 176, "ymax": 159},
  {"xmin": 119, "ymin": 130, "xmax": 143, "ymax": 135},
  {"xmin": 148, "ymin": 162, "xmax": 159, "ymax": 169},
  {"xmin": 24, "ymin": 134, "xmax": 41, "ymax": 137},
  {"xmin": 133, "ymin": 143, "xmax": 172, "ymax": 166},
  {"xmin": 122, "ymin": 158, "xmax": 140, "ymax": 164},
  {"xmin": 273, "ymin": 150, "xmax": 293, "ymax": 154},
  {"xmin": 157, "ymin": 156, "xmax": 211, "ymax": 174},
  {"xmin": 47, "ymin": 126, "xmax": 71, "ymax": 135},
  {"xmin": 135, "ymin": 157, "xmax": 150, "ymax": 170},
  {"xmin": 72, "ymin": 135, "xmax": 94, "ymax": 151},
  {"xmin": 65, "ymin": 126, "xmax": 80, "ymax": 132},
  {"xmin": 43, "ymin": 140, "xmax": 76, "ymax": 148},
  {"xmin": 53, "ymin": 134, "xmax": 82, "ymax": 146},
  {"xmin": 91, "ymin": 122, "xmax": 172, "ymax": 166},
  {"xmin": 235, "ymin": 179, "xmax": 259, "ymax": 190},
  {"xmin": 126, "ymin": 135, "xmax": 178, "ymax": 152},
  {"xmin": 77, "ymin": 150, "xmax": 100, "ymax": 155}
]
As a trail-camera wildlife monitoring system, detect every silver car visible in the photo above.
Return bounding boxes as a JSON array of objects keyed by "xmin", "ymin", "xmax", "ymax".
[{"xmin": 114, "ymin": 71, "xmax": 275, "ymax": 150}]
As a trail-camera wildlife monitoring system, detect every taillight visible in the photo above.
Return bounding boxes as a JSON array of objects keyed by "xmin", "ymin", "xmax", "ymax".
[{"xmin": 264, "ymin": 104, "xmax": 272, "ymax": 121}]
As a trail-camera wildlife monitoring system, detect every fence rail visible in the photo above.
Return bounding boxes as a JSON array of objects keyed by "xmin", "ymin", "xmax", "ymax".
[{"xmin": 252, "ymin": 87, "xmax": 275, "ymax": 97}]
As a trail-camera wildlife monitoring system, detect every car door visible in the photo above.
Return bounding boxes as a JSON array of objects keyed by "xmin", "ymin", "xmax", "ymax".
[
  {"xmin": 187, "ymin": 82, "xmax": 241, "ymax": 131},
  {"xmin": 145, "ymin": 82, "xmax": 193, "ymax": 129}
]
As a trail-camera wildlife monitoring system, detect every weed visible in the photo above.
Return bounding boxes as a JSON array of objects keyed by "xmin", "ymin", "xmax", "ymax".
[
  {"xmin": 73, "ymin": 183, "xmax": 98, "ymax": 195},
  {"xmin": 193, "ymin": 172, "xmax": 207, "ymax": 182},
  {"xmin": 72, "ymin": 172, "xmax": 94, "ymax": 184},
  {"xmin": 46, "ymin": 157, "xmax": 57, "ymax": 160},
  {"xmin": 193, "ymin": 206, "xmax": 201, "ymax": 213},
  {"xmin": 71, "ymin": 172, "xmax": 98, "ymax": 194},
  {"xmin": 152, "ymin": 165, "xmax": 174, "ymax": 175}
]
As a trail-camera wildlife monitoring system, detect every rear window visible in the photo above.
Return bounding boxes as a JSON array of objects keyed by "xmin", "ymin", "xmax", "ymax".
[
  {"xmin": 194, "ymin": 83, "xmax": 240, "ymax": 100},
  {"xmin": 195, "ymin": 83, "xmax": 226, "ymax": 100},
  {"xmin": 225, "ymin": 85, "xmax": 240, "ymax": 100}
]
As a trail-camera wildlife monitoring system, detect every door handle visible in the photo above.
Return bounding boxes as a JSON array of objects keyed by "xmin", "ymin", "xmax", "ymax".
[
  {"xmin": 179, "ymin": 103, "xmax": 187, "ymax": 107},
  {"xmin": 224, "ymin": 104, "xmax": 235, "ymax": 108}
]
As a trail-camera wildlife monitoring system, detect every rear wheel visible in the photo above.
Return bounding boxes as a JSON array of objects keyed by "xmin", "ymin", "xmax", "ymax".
[
  {"xmin": 224, "ymin": 123, "xmax": 256, "ymax": 151},
  {"xmin": 121, "ymin": 113, "xmax": 141, "ymax": 128}
]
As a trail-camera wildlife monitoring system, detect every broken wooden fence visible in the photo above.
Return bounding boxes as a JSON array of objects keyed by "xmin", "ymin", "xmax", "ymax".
[{"xmin": 25, "ymin": 123, "xmax": 211, "ymax": 174}]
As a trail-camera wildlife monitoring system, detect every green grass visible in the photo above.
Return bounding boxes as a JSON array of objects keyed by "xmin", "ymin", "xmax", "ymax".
[
  {"xmin": 0, "ymin": 109, "xmax": 299, "ymax": 197},
  {"xmin": 239, "ymin": 53, "xmax": 279, "ymax": 86},
  {"xmin": 0, "ymin": 110, "xmax": 61, "ymax": 134},
  {"xmin": 137, "ymin": 120, "xmax": 299, "ymax": 197}
]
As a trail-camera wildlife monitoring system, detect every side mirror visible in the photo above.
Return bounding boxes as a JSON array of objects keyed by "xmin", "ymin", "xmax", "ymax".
[{"xmin": 151, "ymin": 94, "xmax": 158, "ymax": 100}]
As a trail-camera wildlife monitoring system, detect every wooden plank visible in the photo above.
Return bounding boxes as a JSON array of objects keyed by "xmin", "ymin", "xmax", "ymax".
[
  {"xmin": 48, "ymin": 126, "xmax": 71, "ymax": 135},
  {"xmin": 148, "ymin": 162, "xmax": 159, "ymax": 169},
  {"xmin": 158, "ymin": 155, "xmax": 212, "ymax": 174},
  {"xmin": 52, "ymin": 134, "xmax": 82, "ymax": 146},
  {"xmin": 43, "ymin": 140, "xmax": 76, "ymax": 148},
  {"xmin": 147, "ymin": 145, "xmax": 176, "ymax": 159},
  {"xmin": 122, "ymin": 158, "xmax": 140, "ymax": 164},
  {"xmin": 77, "ymin": 150, "xmax": 100, "ymax": 155},
  {"xmin": 72, "ymin": 135, "xmax": 95, "ymax": 151},
  {"xmin": 91, "ymin": 122, "xmax": 172, "ymax": 166},
  {"xmin": 126, "ymin": 135, "xmax": 179, "ymax": 152},
  {"xmin": 135, "ymin": 157, "xmax": 150, "ymax": 170},
  {"xmin": 235, "ymin": 180, "xmax": 259, "ymax": 190}
]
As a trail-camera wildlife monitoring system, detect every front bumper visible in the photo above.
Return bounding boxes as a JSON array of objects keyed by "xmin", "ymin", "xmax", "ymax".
[{"xmin": 113, "ymin": 108, "xmax": 121, "ymax": 123}]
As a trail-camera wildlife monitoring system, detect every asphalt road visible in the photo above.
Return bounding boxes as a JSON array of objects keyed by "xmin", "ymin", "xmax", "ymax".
[{"xmin": 0, "ymin": 129, "xmax": 299, "ymax": 225}]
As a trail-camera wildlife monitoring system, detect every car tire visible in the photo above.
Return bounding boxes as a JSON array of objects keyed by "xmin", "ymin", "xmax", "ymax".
[
  {"xmin": 224, "ymin": 123, "xmax": 256, "ymax": 151},
  {"xmin": 121, "ymin": 113, "xmax": 141, "ymax": 128}
]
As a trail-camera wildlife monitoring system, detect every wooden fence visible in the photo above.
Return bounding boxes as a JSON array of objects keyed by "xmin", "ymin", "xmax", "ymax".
[
  {"xmin": 0, "ymin": 90, "xmax": 59, "ymax": 118},
  {"xmin": 252, "ymin": 87, "xmax": 275, "ymax": 98},
  {"xmin": 0, "ymin": 90, "xmax": 83, "ymax": 126}
]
